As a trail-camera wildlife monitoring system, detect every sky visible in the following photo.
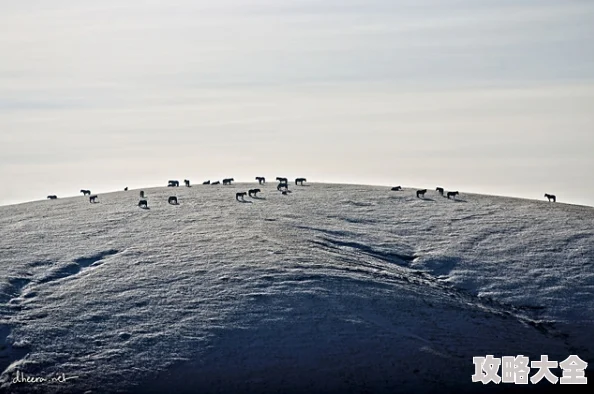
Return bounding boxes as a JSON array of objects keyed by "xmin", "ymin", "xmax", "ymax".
[{"xmin": 1, "ymin": 0, "xmax": 593, "ymax": 207}]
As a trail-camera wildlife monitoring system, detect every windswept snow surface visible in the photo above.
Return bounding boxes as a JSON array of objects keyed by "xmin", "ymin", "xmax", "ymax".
[{"xmin": 0, "ymin": 183, "xmax": 592, "ymax": 393}]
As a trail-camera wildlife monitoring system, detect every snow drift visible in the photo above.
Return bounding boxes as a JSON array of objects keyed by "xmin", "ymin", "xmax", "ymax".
[{"xmin": 0, "ymin": 183, "xmax": 592, "ymax": 393}]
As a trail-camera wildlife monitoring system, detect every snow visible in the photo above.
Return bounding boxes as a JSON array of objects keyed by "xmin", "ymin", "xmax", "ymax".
[{"xmin": 0, "ymin": 182, "xmax": 592, "ymax": 393}]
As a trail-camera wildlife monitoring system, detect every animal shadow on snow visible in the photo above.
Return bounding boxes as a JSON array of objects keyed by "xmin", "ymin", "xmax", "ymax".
[
  {"xmin": 448, "ymin": 198, "xmax": 467, "ymax": 203},
  {"xmin": 388, "ymin": 195, "xmax": 406, "ymax": 201},
  {"xmin": 341, "ymin": 200, "xmax": 374, "ymax": 207},
  {"xmin": 237, "ymin": 200, "xmax": 253, "ymax": 204}
]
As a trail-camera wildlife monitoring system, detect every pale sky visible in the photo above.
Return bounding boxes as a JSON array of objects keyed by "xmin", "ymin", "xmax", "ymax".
[{"xmin": 1, "ymin": 0, "xmax": 593, "ymax": 206}]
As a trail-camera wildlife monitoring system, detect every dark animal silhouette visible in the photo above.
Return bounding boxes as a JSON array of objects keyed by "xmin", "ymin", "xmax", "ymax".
[
  {"xmin": 447, "ymin": 191, "xmax": 459, "ymax": 199},
  {"xmin": 124, "ymin": 187, "xmax": 128, "ymax": 191},
  {"xmin": 416, "ymin": 189, "xmax": 427, "ymax": 198},
  {"xmin": 236, "ymin": 192, "xmax": 247, "ymax": 201},
  {"xmin": 184, "ymin": 179, "xmax": 191, "ymax": 187},
  {"xmin": 138, "ymin": 199, "xmax": 148, "ymax": 208},
  {"xmin": 436, "ymin": 187, "xmax": 444, "ymax": 196},
  {"xmin": 223, "ymin": 178, "xmax": 234, "ymax": 185},
  {"xmin": 80, "ymin": 189, "xmax": 91, "ymax": 196},
  {"xmin": 248, "ymin": 189, "xmax": 261, "ymax": 197},
  {"xmin": 168, "ymin": 196, "xmax": 178, "ymax": 205},
  {"xmin": 295, "ymin": 178, "xmax": 307, "ymax": 185},
  {"xmin": 212, "ymin": 181, "xmax": 220, "ymax": 185},
  {"xmin": 391, "ymin": 186, "xmax": 401, "ymax": 191},
  {"xmin": 140, "ymin": 190, "xmax": 145, "ymax": 198},
  {"xmin": 277, "ymin": 182, "xmax": 289, "ymax": 191},
  {"xmin": 168, "ymin": 180, "xmax": 179, "ymax": 187},
  {"xmin": 89, "ymin": 195, "xmax": 98, "ymax": 203},
  {"xmin": 276, "ymin": 177, "xmax": 288, "ymax": 184},
  {"xmin": 203, "ymin": 180, "xmax": 210, "ymax": 185},
  {"xmin": 256, "ymin": 177, "xmax": 265, "ymax": 185},
  {"xmin": 47, "ymin": 195, "xmax": 57, "ymax": 200},
  {"xmin": 545, "ymin": 193, "xmax": 556, "ymax": 202}
]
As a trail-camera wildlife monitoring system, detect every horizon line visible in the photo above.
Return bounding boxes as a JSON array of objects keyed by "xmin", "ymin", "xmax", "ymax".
[{"xmin": 1, "ymin": 180, "xmax": 592, "ymax": 210}]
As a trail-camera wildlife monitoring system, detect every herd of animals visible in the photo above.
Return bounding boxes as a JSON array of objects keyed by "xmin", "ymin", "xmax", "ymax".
[
  {"xmin": 391, "ymin": 186, "xmax": 460, "ymax": 199},
  {"xmin": 45, "ymin": 179, "xmax": 558, "ymax": 206},
  {"xmin": 45, "ymin": 177, "xmax": 307, "ymax": 208}
]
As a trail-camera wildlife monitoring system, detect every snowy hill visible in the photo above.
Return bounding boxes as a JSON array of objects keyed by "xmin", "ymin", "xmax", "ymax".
[{"xmin": 0, "ymin": 183, "xmax": 592, "ymax": 394}]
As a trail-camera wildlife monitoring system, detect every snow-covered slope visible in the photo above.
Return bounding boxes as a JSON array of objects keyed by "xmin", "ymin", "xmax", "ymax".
[{"xmin": 1, "ymin": 183, "xmax": 592, "ymax": 393}]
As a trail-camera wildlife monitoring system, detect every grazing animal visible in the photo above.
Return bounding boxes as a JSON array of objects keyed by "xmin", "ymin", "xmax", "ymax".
[
  {"xmin": 223, "ymin": 178, "xmax": 234, "ymax": 185},
  {"xmin": 236, "ymin": 192, "xmax": 247, "ymax": 201},
  {"xmin": 168, "ymin": 196, "xmax": 178, "ymax": 205},
  {"xmin": 256, "ymin": 177, "xmax": 265, "ymax": 184},
  {"xmin": 391, "ymin": 186, "xmax": 402, "ymax": 191},
  {"xmin": 295, "ymin": 178, "xmax": 307, "ymax": 185},
  {"xmin": 80, "ymin": 189, "xmax": 91, "ymax": 196},
  {"xmin": 184, "ymin": 179, "xmax": 191, "ymax": 187},
  {"xmin": 436, "ymin": 187, "xmax": 444, "ymax": 196},
  {"xmin": 138, "ymin": 199, "xmax": 148, "ymax": 208},
  {"xmin": 276, "ymin": 177, "xmax": 288, "ymax": 184},
  {"xmin": 124, "ymin": 187, "xmax": 128, "ymax": 191},
  {"xmin": 89, "ymin": 195, "xmax": 98, "ymax": 203},
  {"xmin": 168, "ymin": 180, "xmax": 179, "ymax": 187},
  {"xmin": 47, "ymin": 195, "xmax": 57, "ymax": 200},
  {"xmin": 212, "ymin": 181, "xmax": 220, "ymax": 185},
  {"xmin": 545, "ymin": 193, "xmax": 556, "ymax": 202},
  {"xmin": 447, "ymin": 191, "xmax": 459, "ymax": 199},
  {"xmin": 416, "ymin": 189, "xmax": 427, "ymax": 198},
  {"xmin": 277, "ymin": 182, "xmax": 289, "ymax": 191},
  {"xmin": 203, "ymin": 180, "xmax": 210, "ymax": 185},
  {"xmin": 140, "ymin": 190, "xmax": 145, "ymax": 198},
  {"xmin": 248, "ymin": 188, "xmax": 261, "ymax": 197}
]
